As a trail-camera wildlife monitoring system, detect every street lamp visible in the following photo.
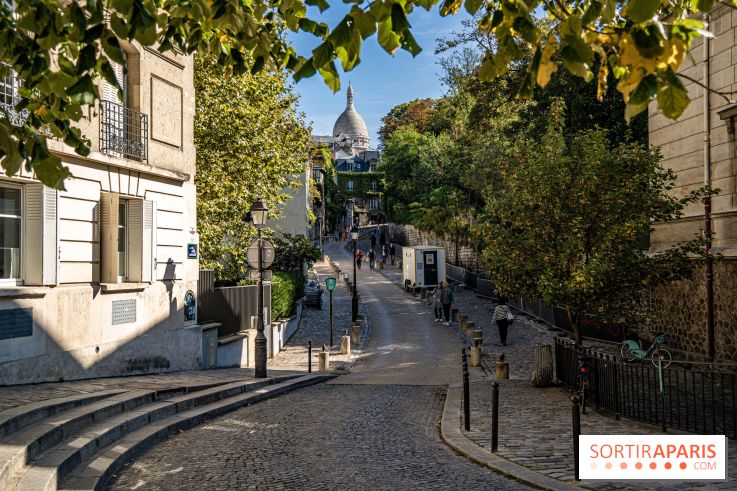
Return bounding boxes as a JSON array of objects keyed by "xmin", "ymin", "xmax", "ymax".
[
  {"xmin": 250, "ymin": 197, "xmax": 268, "ymax": 378},
  {"xmin": 351, "ymin": 225, "xmax": 359, "ymax": 322}
]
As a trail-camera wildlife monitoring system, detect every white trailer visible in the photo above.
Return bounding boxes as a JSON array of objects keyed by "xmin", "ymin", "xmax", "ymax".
[{"xmin": 402, "ymin": 246, "xmax": 446, "ymax": 288}]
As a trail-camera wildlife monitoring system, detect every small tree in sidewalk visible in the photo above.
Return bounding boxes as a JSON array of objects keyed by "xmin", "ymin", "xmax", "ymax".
[{"xmin": 476, "ymin": 100, "xmax": 715, "ymax": 346}]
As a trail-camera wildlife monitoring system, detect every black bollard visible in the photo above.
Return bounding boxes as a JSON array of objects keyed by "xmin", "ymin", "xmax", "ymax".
[
  {"xmin": 462, "ymin": 348, "xmax": 470, "ymax": 431},
  {"xmin": 308, "ymin": 340, "xmax": 312, "ymax": 373},
  {"xmin": 572, "ymin": 393, "xmax": 581, "ymax": 481},
  {"xmin": 491, "ymin": 381, "xmax": 499, "ymax": 452}
]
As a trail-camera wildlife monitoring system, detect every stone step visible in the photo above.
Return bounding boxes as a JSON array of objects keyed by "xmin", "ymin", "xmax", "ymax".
[
  {"xmin": 0, "ymin": 391, "xmax": 126, "ymax": 441},
  {"xmin": 0, "ymin": 390, "xmax": 158, "ymax": 491},
  {"xmin": 7, "ymin": 377, "xmax": 298, "ymax": 491},
  {"xmin": 61, "ymin": 374, "xmax": 334, "ymax": 491}
]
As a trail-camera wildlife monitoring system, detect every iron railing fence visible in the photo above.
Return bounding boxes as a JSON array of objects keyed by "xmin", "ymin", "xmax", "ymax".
[
  {"xmin": 100, "ymin": 100, "xmax": 148, "ymax": 161},
  {"xmin": 555, "ymin": 338, "xmax": 737, "ymax": 438}
]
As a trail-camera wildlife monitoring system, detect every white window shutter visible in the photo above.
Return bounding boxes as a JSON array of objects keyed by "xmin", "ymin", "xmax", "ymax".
[
  {"xmin": 23, "ymin": 183, "xmax": 58, "ymax": 286},
  {"xmin": 101, "ymin": 56, "xmax": 126, "ymax": 104},
  {"xmin": 127, "ymin": 199, "xmax": 155, "ymax": 283},
  {"xmin": 99, "ymin": 191, "xmax": 119, "ymax": 283}
]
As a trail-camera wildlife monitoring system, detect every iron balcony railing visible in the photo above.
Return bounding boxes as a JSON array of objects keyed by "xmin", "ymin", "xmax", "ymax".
[
  {"xmin": 100, "ymin": 100, "xmax": 148, "ymax": 161},
  {"xmin": 1, "ymin": 70, "xmax": 28, "ymax": 127}
]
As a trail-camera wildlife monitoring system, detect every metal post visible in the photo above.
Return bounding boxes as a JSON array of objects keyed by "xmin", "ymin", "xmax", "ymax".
[
  {"xmin": 491, "ymin": 381, "xmax": 499, "ymax": 452},
  {"xmin": 308, "ymin": 340, "xmax": 312, "ymax": 373},
  {"xmin": 352, "ymin": 237, "xmax": 358, "ymax": 322},
  {"xmin": 658, "ymin": 355, "xmax": 667, "ymax": 432},
  {"xmin": 572, "ymin": 394, "xmax": 581, "ymax": 481},
  {"xmin": 255, "ymin": 227, "xmax": 267, "ymax": 378},
  {"xmin": 463, "ymin": 348, "xmax": 470, "ymax": 431},
  {"xmin": 329, "ymin": 290, "xmax": 334, "ymax": 347}
]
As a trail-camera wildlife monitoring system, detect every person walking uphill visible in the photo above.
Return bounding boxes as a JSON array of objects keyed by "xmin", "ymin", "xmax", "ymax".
[
  {"xmin": 370, "ymin": 232, "xmax": 377, "ymax": 250},
  {"xmin": 441, "ymin": 283, "xmax": 454, "ymax": 326},
  {"xmin": 492, "ymin": 297, "xmax": 513, "ymax": 346},
  {"xmin": 356, "ymin": 250, "xmax": 363, "ymax": 270},
  {"xmin": 368, "ymin": 248, "xmax": 376, "ymax": 270}
]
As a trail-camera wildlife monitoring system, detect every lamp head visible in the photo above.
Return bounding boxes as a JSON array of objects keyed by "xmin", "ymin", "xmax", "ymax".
[
  {"xmin": 249, "ymin": 198, "xmax": 268, "ymax": 227},
  {"xmin": 350, "ymin": 225, "xmax": 358, "ymax": 241}
]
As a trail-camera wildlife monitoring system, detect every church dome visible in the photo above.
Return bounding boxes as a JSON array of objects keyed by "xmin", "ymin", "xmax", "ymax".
[{"xmin": 332, "ymin": 83, "xmax": 369, "ymax": 139}]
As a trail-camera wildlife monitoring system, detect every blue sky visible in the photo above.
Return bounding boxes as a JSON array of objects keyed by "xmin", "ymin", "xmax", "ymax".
[{"xmin": 288, "ymin": 6, "xmax": 471, "ymax": 145}]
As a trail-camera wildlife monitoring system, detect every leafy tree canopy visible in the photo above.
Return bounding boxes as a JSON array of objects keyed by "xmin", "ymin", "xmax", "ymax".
[
  {"xmin": 0, "ymin": 0, "xmax": 723, "ymax": 188},
  {"xmin": 195, "ymin": 55, "xmax": 310, "ymax": 281}
]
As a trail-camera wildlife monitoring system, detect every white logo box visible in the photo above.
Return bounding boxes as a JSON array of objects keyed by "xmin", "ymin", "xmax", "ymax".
[{"xmin": 579, "ymin": 435, "xmax": 727, "ymax": 480}]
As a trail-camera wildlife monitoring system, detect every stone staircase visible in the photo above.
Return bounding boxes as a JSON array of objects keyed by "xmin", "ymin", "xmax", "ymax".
[{"xmin": 0, "ymin": 374, "xmax": 332, "ymax": 490}]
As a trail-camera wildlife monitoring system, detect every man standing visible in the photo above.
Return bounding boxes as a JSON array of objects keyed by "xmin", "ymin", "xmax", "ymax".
[
  {"xmin": 370, "ymin": 231, "xmax": 377, "ymax": 251},
  {"xmin": 368, "ymin": 248, "xmax": 376, "ymax": 270},
  {"xmin": 442, "ymin": 283, "xmax": 454, "ymax": 326},
  {"xmin": 389, "ymin": 244, "xmax": 396, "ymax": 265}
]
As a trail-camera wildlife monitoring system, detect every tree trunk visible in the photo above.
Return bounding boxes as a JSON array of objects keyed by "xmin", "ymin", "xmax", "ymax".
[{"xmin": 568, "ymin": 309, "xmax": 582, "ymax": 346}]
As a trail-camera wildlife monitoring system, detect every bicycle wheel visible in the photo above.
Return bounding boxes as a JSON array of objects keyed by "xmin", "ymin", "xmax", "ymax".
[
  {"xmin": 652, "ymin": 348, "xmax": 672, "ymax": 368},
  {"xmin": 621, "ymin": 344, "xmax": 635, "ymax": 361}
]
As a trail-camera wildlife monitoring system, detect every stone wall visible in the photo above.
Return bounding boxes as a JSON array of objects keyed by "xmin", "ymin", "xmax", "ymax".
[
  {"xmin": 645, "ymin": 260, "xmax": 737, "ymax": 362},
  {"xmin": 385, "ymin": 223, "xmax": 481, "ymax": 271}
]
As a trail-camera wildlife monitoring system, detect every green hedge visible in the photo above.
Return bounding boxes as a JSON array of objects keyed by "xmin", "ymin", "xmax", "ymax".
[{"xmin": 239, "ymin": 271, "xmax": 304, "ymax": 319}]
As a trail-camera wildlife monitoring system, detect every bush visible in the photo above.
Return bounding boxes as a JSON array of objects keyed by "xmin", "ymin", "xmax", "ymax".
[{"xmin": 239, "ymin": 271, "xmax": 304, "ymax": 319}]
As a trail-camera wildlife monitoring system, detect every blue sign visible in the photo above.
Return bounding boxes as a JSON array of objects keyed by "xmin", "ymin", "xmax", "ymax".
[{"xmin": 187, "ymin": 243, "xmax": 198, "ymax": 259}]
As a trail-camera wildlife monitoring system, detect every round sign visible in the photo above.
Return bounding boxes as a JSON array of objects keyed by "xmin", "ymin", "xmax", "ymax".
[{"xmin": 247, "ymin": 240, "xmax": 275, "ymax": 269}]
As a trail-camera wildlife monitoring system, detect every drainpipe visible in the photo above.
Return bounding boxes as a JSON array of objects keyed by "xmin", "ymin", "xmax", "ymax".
[{"xmin": 703, "ymin": 14, "xmax": 715, "ymax": 362}]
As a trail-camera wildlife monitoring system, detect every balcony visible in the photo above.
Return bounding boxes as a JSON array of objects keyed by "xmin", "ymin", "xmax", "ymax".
[
  {"xmin": 1, "ymin": 71, "xmax": 28, "ymax": 127},
  {"xmin": 100, "ymin": 100, "xmax": 148, "ymax": 161}
]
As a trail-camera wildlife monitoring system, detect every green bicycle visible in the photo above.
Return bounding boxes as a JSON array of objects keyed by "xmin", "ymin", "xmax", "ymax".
[{"xmin": 620, "ymin": 332, "xmax": 672, "ymax": 368}]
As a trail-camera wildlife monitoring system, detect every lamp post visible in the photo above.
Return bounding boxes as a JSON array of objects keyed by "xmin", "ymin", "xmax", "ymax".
[
  {"xmin": 250, "ymin": 198, "xmax": 269, "ymax": 378},
  {"xmin": 351, "ymin": 225, "xmax": 358, "ymax": 322}
]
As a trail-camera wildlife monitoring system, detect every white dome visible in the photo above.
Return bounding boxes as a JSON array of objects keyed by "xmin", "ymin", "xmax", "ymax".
[{"xmin": 332, "ymin": 83, "xmax": 369, "ymax": 139}]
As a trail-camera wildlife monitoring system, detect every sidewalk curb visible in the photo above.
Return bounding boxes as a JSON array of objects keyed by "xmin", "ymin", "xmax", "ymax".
[{"xmin": 440, "ymin": 385, "xmax": 584, "ymax": 491}]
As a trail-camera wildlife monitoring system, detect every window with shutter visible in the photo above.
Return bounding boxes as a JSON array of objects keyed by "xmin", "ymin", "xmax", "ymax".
[
  {"xmin": 101, "ymin": 55, "xmax": 127, "ymax": 106},
  {"xmin": 127, "ymin": 199, "xmax": 156, "ymax": 283},
  {"xmin": 22, "ymin": 183, "xmax": 58, "ymax": 286},
  {"xmin": 99, "ymin": 192, "xmax": 119, "ymax": 284}
]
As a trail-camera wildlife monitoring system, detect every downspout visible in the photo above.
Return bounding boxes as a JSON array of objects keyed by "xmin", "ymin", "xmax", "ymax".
[{"xmin": 703, "ymin": 13, "xmax": 715, "ymax": 362}]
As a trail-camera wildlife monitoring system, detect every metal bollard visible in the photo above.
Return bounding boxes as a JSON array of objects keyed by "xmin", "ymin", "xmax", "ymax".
[
  {"xmin": 572, "ymin": 393, "xmax": 581, "ymax": 481},
  {"xmin": 462, "ymin": 348, "xmax": 470, "ymax": 431},
  {"xmin": 491, "ymin": 381, "xmax": 499, "ymax": 452},
  {"xmin": 308, "ymin": 340, "xmax": 312, "ymax": 373}
]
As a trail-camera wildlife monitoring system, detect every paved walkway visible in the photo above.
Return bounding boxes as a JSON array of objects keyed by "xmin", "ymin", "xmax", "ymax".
[
  {"xmin": 375, "ymin": 243, "xmax": 737, "ymax": 489},
  {"xmin": 109, "ymin": 240, "xmax": 529, "ymax": 490}
]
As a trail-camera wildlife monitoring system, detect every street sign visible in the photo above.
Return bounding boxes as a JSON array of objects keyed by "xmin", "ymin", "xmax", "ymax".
[
  {"xmin": 246, "ymin": 239, "xmax": 275, "ymax": 269},
  {"xmin": 248, "ymin": 269, "xmax": 273, "ymax": 280},
  {"xmin": 325, "ymin": 277, "xmax": 337, "ymax": 291}
]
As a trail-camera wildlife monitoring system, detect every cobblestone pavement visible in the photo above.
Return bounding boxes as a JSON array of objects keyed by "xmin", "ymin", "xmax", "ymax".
[
  {"xmin": 110, "ymin": 384, "xmax": 528, "ymax": 490},
  {"xmin": 110, "ymin": 241, "xmax": 528, "ymax": 490},
  {"xmin": 377, "ymin": 243, "xmax": 737, "ymax": 489},
  {"xmin": 0, "ymin": 367, "xmax": 262, "ymax": 412},
  {"xmin": 268, "ymin": 258, "xmax": 357, "ymax": 372}
]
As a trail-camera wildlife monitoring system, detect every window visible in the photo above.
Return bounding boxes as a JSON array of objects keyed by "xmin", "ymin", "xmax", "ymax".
[
  {"xmin": 371, "ymin": 180, "xmax": 377, "ymax": 191},
  {"xmin": 369, "ymin": 197, "xmax": 379, "ymax": 210},
  {"xmin": 0, "ymin": 185, "xmax": 21, "ymax": 280},
  {"xmin": 100, "ymin": 192, "xmax": 156, "ymax": 284},
  {"xmin": 1, "ymin": 68, "xmax": 26, "ymax": 126},
  {"xmin": 347, "ymin": 180, "xmax": 354, "ymax": 191},
  {"xmin": 118, "ymin": 201, "xmax": 127, "ymax": 280}
]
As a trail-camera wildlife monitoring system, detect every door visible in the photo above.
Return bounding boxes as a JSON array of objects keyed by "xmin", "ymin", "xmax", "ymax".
[{"xmin": 423, "ymin": 251, "xmax": 438, "ymax": 286}]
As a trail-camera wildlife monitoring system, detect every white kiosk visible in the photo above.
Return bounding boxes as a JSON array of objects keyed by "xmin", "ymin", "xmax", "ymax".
[{"xmin": 402, "ymin": 246, "xmax": 447, "ymax": 289}]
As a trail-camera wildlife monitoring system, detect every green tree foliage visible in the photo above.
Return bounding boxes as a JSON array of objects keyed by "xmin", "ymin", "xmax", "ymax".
[
  {"xmin": 195, "ymin": 55, "xmax": 310, "ymax": 281},
  {"xmin": 378, "ymin": 98, "xmax": 438, "ymax": 147},
  {"xmin": 0, "ymin": 0, "xmax": 722, "ymax": 188},
  {"xmin": 240, "ymin": 271, "xmax": 305, "ymax": 318},
  {"xmin": 270, "ymin": 234, "xmax": 322, "ymax": 272},
  {"xmin": 475, "ymin": 101, "xmax": 714, "ymax": 345}
]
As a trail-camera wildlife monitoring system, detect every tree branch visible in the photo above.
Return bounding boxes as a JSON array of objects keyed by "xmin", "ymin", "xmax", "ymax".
[{"xmin": 677, "ymin": 73, "xmax": 735, "ymax": 104}]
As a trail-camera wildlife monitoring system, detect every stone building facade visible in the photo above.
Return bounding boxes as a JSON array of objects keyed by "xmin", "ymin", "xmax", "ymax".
[
  {"xmin": 0, "ymin": 44, "xmax": 201, "ymax": 384},
  {"xmin": 647, "ymin": 5, "xmax": 737, "ymax": 361}
]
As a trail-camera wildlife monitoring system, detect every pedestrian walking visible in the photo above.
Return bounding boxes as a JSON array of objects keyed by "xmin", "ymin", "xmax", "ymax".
[
  {"xmin": 368, "ymin": 248, "xmax": 375, "ymax": 270},
  {"xmin": 492, "ymin": 297, "xmax": 512, "ymax": 346},
  {"xmin": 356, "ymin": 250, "xmax": 363, "ymax": 269},
  {"xmin": 381, "ymin": 244, "xmax": 388, "ymax": 264},
  {"xmin": 433, "ymin": 283, "xmax": 444, "ymax": 322},
  {"xmin": 389, "ymin": 244, "xmax": 396, "ymax": 265},
  {"xmin": 441, "ymin": 283, "xmax": 454, "ymax": 325},
  {"xmin": 370, "ymin": 231, "xmax": 377, "ymax": 250}
]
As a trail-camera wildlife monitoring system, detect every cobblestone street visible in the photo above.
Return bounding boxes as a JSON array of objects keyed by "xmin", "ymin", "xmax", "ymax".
[{"xmin": 109, "ymin": 241, "xmax": 529, "ymax": 490}]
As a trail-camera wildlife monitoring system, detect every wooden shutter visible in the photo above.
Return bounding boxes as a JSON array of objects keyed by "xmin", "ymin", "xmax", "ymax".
[
  {"xmin": 99, "ymin": 191, "xmax": 119, "ymax": 283},
  {"xmin": 23, "ymin": 183, "xmax": 58, "ymax": 285},
  {"xmin": 128, "ymin": 199, "xmax": 155, "ymax": 282}
]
